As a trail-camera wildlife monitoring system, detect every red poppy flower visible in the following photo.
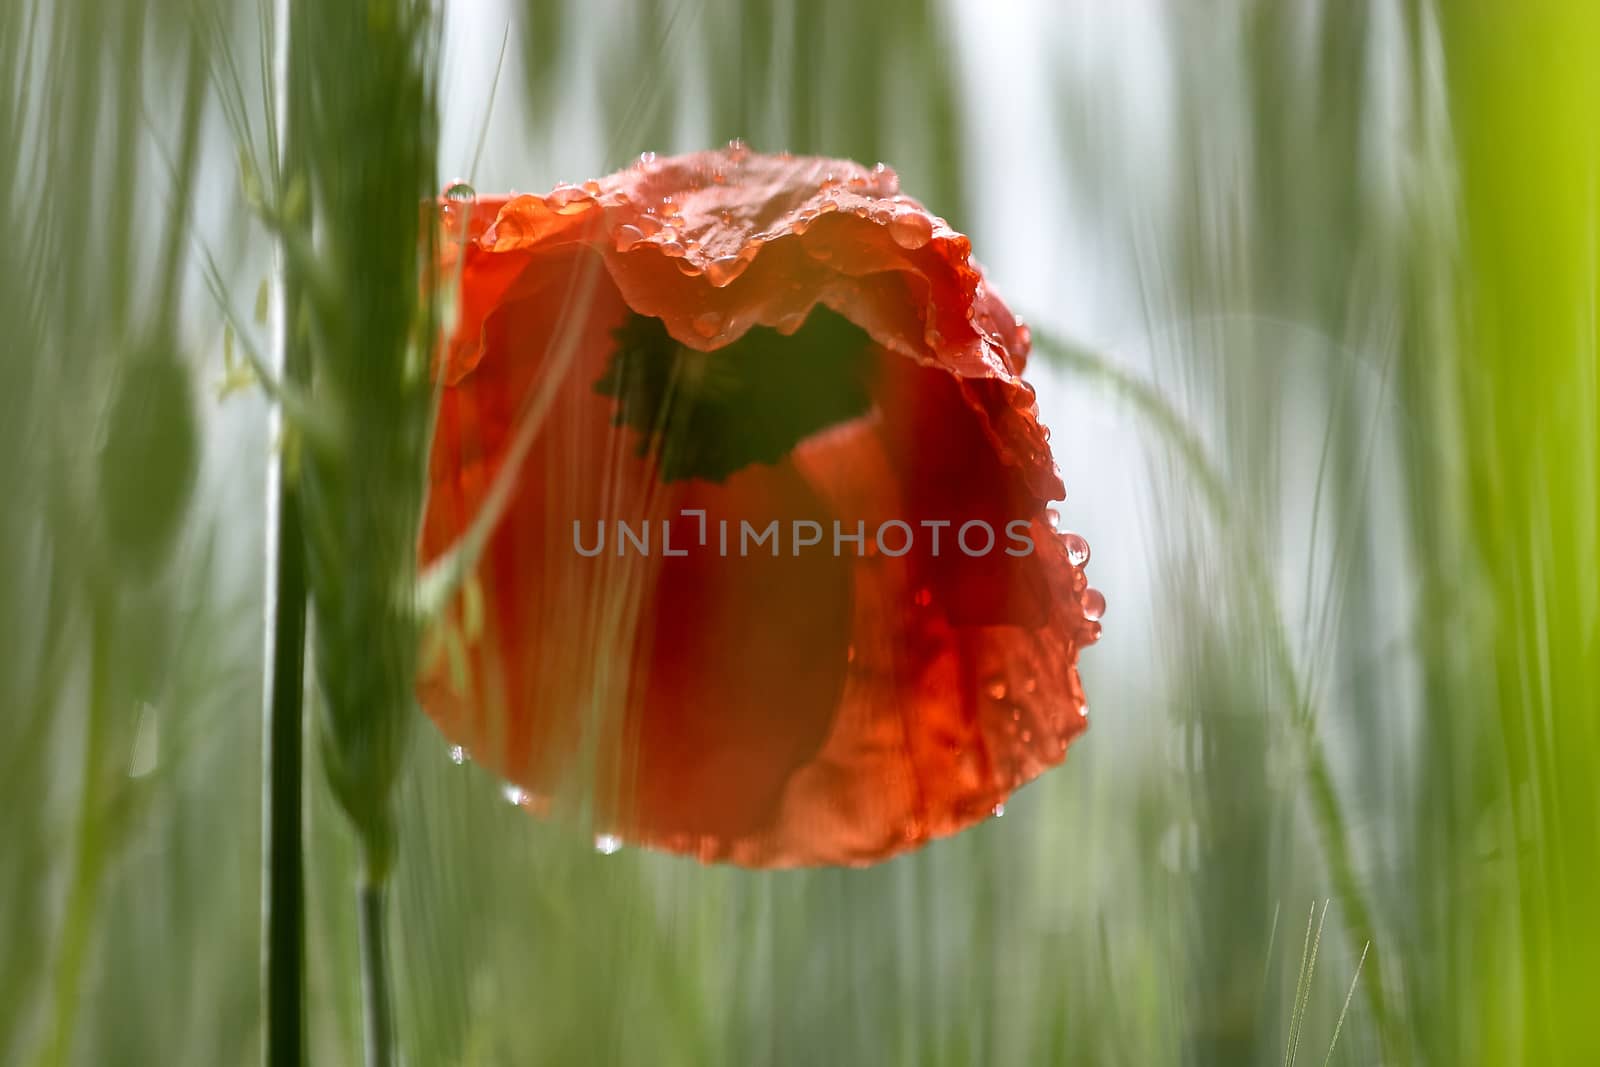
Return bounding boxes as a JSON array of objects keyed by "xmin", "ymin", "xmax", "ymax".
[{"xmin": 419, "ymin": 144, "xmax": 1101, "ymax": 867}]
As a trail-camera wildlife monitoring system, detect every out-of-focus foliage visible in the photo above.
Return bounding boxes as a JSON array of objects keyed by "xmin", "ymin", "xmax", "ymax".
[{"xmin": 2, "ymin": 0, "xmax": 1596, "ymax": 1064}]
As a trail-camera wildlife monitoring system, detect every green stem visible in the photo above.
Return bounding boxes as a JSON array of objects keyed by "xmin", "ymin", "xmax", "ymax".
[
  {"xmin": 357, "ymin": 873, "xmax": 395, "ymax": 1067},
  {"xmin": 1032, "ymin": 327, "xmax": 1402, "ymax": 1061},
  {"xmin": 36, "ymin": 604, "xmax": 111, "ymax": 1067},
  {"xmin": 262, "ymin": 0, "xmax": 309, "ymax": 1062}
]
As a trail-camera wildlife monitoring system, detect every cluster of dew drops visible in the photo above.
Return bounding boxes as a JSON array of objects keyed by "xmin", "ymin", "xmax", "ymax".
[{"xmin": 440, "ymin": 140, "xmax": 947, "ymax": 348}]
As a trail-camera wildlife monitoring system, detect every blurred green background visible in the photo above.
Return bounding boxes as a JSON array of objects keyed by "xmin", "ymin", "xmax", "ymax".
[{"xmin": 3, "ymin": 0, "xmax": 1597, "ymax": 1063}]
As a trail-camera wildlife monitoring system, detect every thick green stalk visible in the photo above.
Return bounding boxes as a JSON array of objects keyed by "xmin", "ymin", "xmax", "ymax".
[
  {"xmin": 357, "ymin": 873, "xmax": 396, "ymax": 1067},
  {"xmin": 262, "ymin": 0, "xmax": 309, "ymax": 1062}
]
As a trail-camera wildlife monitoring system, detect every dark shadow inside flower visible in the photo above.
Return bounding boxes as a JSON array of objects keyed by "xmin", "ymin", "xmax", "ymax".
[{"xmin": 595, "ymin": 307, "xmax": 879, "ymax": 484}]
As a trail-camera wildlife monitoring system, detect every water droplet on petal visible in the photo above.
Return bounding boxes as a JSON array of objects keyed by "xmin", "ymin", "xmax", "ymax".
[
  {"xmin": 503, "ymin": 784, "xmax": 526, "ymax": 806},
  {"xmin": 449, "ymin": 745, "xmax": 467, "ymax": 765},
  {"xmin": 692, "ymin": 311, "xmax": 723, "ymax": 338},
  {"xmin": 1046, "ymin": 507, "xmax": 1062, "ymax": 531},
  {"xmin": 888, "ymin": 208, "xmax": 933, "ymax": 249},
  {"xmin": 594, "ymin": 834, "xmax": 623, "ymax": 855},
  {"xmin": 984, "ymin": 676, "xmax": 1008, "ymax": 701},
  {"xmin": 775, "ymin": 310, "xmax": 808, "ymax": 334},
  {"xmin": 443, "ymin": 181, "xmax": 476, "ymax": 202},
  {"xmin": 1082, "ymin": 587, "xmax": 1106, "ymax": 621},
  {"xmin": 913, "ymin": 587, "xmax": 933, "ymax": 608},
  {"xmin": 705, "ymin": 256, "xmax": 748, "ymax": 287},
  {"xmin": 548, "ymin": 183, "xmax": 594, "ymax": 214},
  {"xmin": 991, "ymin": 802, "xmax": 1006, "ymax": 818},
  {"xmin": 615, "ymin": 224, "xmax": 647, "ymax": 251},
  {"xmin": 1063, "ymin": 532, "xmax": 1090, "ymax": 568}
]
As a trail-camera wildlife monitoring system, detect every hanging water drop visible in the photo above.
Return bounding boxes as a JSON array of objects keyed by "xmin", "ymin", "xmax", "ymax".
[
  {"xmin": 1081, "ymin": 587, "xmax": 1106, "ymax": 621},
  {"xmin": 692, "ymin": 311, "xmax": 723, "ymax": 338},
  {"xmin": 594, "ymin": 834, "xmax": 623, "ymax": 855},
  {"xmin": 888, "ymin": 208, "xmax": 933, "ymax": 250},
  {"xmin": 1063, "ymin": 531, "xmax": 1090, "ymax": 568}
]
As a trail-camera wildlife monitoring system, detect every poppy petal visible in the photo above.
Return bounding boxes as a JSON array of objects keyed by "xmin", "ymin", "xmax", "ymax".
[{"xmin": 420, "ymin": 147, "xmax": 1098, "ymax": 867}]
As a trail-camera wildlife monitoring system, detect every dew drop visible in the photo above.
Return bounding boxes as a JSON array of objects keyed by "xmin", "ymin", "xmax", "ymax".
[
  {"xmin": 846, "ymin": 644, "xmax": 857, "ymax": 664},
  {"xmin": 1079, "ymin": 703, "xmax": 1090, "ymax": 718},
  {"xmin": 615, "ymin": 224, "xmax": 647, "ymax": 251},
  {"xmin": 548, "ymin": 183, "xmax": 594, "ymax": 214},
  {"xmin": 775, "ymin": 310, "xmax": 809, "ymax": 334},
  {"xmin": 675, "ymin": 260, "xmax": 704, "ymax": 277},
  {"xmin": 888, "ymin": 208, "xmax": 933, "ymax": 250},
  {"xmin": 705, "ymin": 257, "xmax": 749, "ymax": 287},
  {"xmin": 658, "ymin": 238, "xmax": 686, "ymax": 258},
  {"xmin": 984, "ymin": 676, "xmax": 1008, "ymax": 701},
  {"xmin": 638, "ymin": 150, "xmax": 658, "ymax": 167},
  {"xmin": 1045, "ymin": 507, "xmax": 1062, "ymax": 531},
  {"xmin": 991, "ymin": 802, "xmax": 1006, "ymax": 818},
  {"xmin": 692, "ymin": 311, "xmax": 723, "ymax": 338},
  {"xmin": 726, "ymin": 138, "xmax": 748, "ymax": 161},
  {"xmin": 1063, "ymin": 532, "xmax": 1090, "ymax": 568},
  {"xmin": 1020, "ymin": 729, "xmax": 1032, "ymax": 743},
  {"xmin": 594, "ymin": 833, "xmax": 623, "ymax": 855},
  {"xmin": 913, "ymin": 587, "xmax": 933, "ymax": 608},
  {"xmin": 502, "ymin": 784, "xmax": 526, "ymax": 806},
  {"xmin": 443, "ymin": 180, "xmax": 476, "ymax": 202},
  {"xmin": 1081, "ymin": 587, "xmax": 1106, "ymax": 621},
  {"xmin": 449, "ymin": 745, "xmax": 467, "ymax": 765}
]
